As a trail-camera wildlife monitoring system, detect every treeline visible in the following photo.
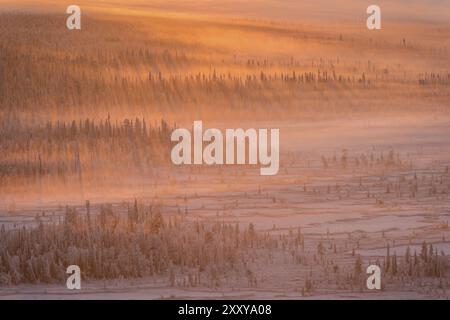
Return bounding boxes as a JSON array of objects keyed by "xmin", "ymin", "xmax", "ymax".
[
  {"xmin": 382, "ymin": 242, "xmax": 447, "ymax": 278},
  {"xmin": 0, "ymin": 201, "xmax": 268, "ymax": 285},
  {"xmin": 3, "ymin": 13, "xmax": 448, "ymax": 122},
  {"xmin": 351, "ymin": 242, "xmax": 449, "ymax": 290},
  {"xmin": 321, "ymin": 149, "xmax": 406, "ymax": 170},
  {"xmin": 0, "ymin": 117, "xmax": 173, "ymax": 188},
  {"xmin": 0, "ymin": 42, "xmax": 384, "ymax": 117},
  {"xmin": 418, "ymin": 72, "xmax": 450, "ymax": 85}
]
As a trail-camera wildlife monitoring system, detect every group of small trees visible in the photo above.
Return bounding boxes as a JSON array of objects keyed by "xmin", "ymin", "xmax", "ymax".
[
  {"xmin": 0, "ymin": 117, "xmax": 173, "ymax": 191},
  {"xmin": 0, "ymin": 200, "xmax": 264, "ymax": 286},
  {"xmin": 382, "ymin": 242, "xmax": 448, "ymax": 278},
  {"xmin": 3, "ymin": 12, "xmax": 448, "ymax": 125},
  {"xmin": 321, "ymin": 149, "xmax": 404, "ymax": 170}
]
